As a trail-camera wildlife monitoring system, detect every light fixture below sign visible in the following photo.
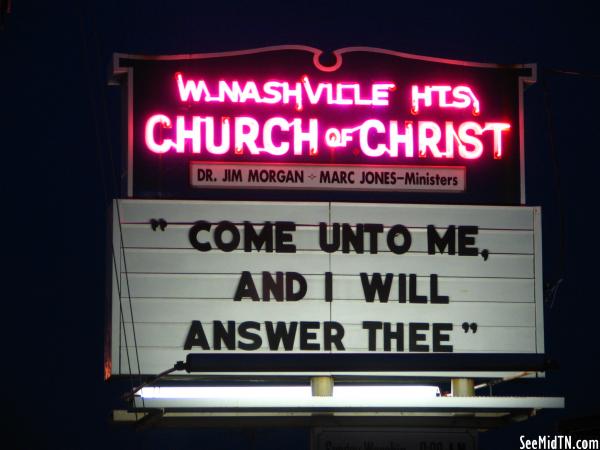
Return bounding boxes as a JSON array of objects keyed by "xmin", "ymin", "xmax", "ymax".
[{"xmin": 138, "ymin": 385, "xmax": 441, "ymax": 400}]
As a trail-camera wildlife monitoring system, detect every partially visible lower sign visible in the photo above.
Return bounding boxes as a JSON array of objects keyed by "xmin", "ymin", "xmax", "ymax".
[
  {"xmin": 312, "ymin": 428, "xmax": 477, "ymax": 450},
  {"xmin": 190, "ymin": 162, "xmax": 465, "ymax": 193}
]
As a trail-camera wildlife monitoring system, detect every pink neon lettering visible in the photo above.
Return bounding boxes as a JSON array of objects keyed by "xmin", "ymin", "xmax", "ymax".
[
  {"xmin": 418, "ymin": 121, "xmax": 443, "ymax": 158},
  {"xmin": 145, "ymin": 114, "xmax": 173, "ymax": 153},
  {"xmin": 325, "ymin": 128, "xmax": 342, "ymax": 147},
  {"xmin": 457, "ymin": 122, "xmax": 484, "ymax": 159},
  {"xmin": 175, "ymin": 116, "xmax": 202, "ymax": 153},
  {"xmin": 336, "ymin": 84, "xmax": 355, "ymax": 105},
  {"xmin": 359, "ymin": 120, "xmax": 389, "ymax": 157},
  {"xmin": 234, "ymin": 117, "xmax": 261, "ymax": 154},
  {"xmin": 435, "ymin": 86, "xmax": 453, "ymax": 107},
  {"xmin": 263, "ymin": 117, "xmax": 291, "ymax": 155},
  {"xmin": 324, "ymin": 125, "xmax": 361, "ymax": 148},
  {"xmin": 262, "ymin": 82, "xmax": 283, "ymax": 104},
  {"xmin": 411, "ymin": 85, "xmax": 481, "ymax": 115},
  {"xmin": 389, "ymin": 121, "xmax": 414, "ymax": 157},
  {"xmin": 454, "ymin": 86, "xmax": 480, "ymax": 115},
  {"xmin": 302, "ymin": 77, "xmax": 331, "ymax": 104},
  {"xmin": 484, "ymin": 122, "xmax": 510, "ymax": 158},
  {"xmin": 176, "ymin": 73, "xmax": 210, "ymax": 102},
  {"xmin": 205, "ymin": 117, "xmax": 230, "ymax": 155},
  {"xmin": 143, "ymin": 114, "xmax": 505, "ymax": 160},
  {"xmin": 451, "ymin": 87, "xmax": 470, "ymax": 109},
  {"xmin": 240, "ymin": 81, "xmax": 262, "ymax": 103},
  {"xmin": 282, "ymin": 82, "xmax": 302, "ymax": 111},
  {"xmin": 444, "ymin": 121, "xmax": 461, "ymax": 158},
  {"xmin": 292, "ymin": 118, "xmax": 318, "ymax": 155},
  {"xmin": 411, "ymin": 85, "xmax": 432, "ymax": 114},
  {"xmin": 219, "ymin": 81, "xmax": 243, "ymax": 103},
  {"xmin": 372, "ymin": 83, "xmax": 395, "ymax": 106},
  {"xmin": 176, "ymin": 74, "xmax": 393, "ymax": 107}
]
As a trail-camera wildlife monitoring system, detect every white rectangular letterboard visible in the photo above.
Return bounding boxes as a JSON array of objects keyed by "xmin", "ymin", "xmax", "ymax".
[{"xmin": 107, "ymin": 200, "xmax": 543, "ymax": 377}]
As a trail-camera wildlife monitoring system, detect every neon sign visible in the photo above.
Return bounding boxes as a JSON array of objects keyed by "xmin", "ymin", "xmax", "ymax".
[
  {"xmin": 112, "ymin": 46, "xmax": 535, "ymax": 203},
  {"xmin": 176, "ymin": 73, "xmax": 396, "ymax": 107},
  {"xmin": 145, "ymin": 76, "xmax": 509, "ymax": 160}
]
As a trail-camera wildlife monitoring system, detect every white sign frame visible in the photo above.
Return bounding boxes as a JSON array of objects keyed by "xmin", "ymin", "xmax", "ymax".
[{"xmin": 107, "ymin": 200, "xmax": 544, "ymax": 379}]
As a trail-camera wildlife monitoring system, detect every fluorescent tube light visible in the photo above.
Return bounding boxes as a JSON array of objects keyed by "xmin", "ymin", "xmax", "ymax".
[{"xmin": 138, "ymin": 385, "xmax": 440, "ymax": 400}]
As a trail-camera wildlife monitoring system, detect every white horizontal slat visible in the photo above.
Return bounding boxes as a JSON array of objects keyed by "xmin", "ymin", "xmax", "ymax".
[
  {"xmin": 331, "ymin": 203, "xmax": 534, "ymax": 230},
  {"xmin": 122, "ymin": 250, "xmax": 531, "ymax": 277},
  {"xmin": 337, "ymin": 324, "xmax": 535, "ymax": 353},
  {"xmin": 122, "ymin": 322, "xmax": 331, "ymax": 351},
  {"xmin": 330, "ymin": 275, "xmax": 534, "ymax": 302},
  {"xmin": 331, "ymin": 302, "xmax": 535, "ymax": 327},
  {"xmin": 330, "ymin": 253, "xmax": 533, "ymax": 278},
  {"xmin": 120, "ymin": 298, "xmax": 330, "ymax": 323},
  {"xmin": 121, "ymin": 273, "xmax": 534, "ymax": 302},
  {"xmin": 121, "ymin": 273, "xmax": 329, "ymax": 300},
  {"xmin": 117, "ymin": 199, "xmax": 330, "ymax": 224},
  {"xmin": 121, "ymin": 323, "xmax": 535, "ymax": 353},
  {"xmin": 121, "ymin": 224, "xmax": 323, "ymax": 250},
  {"xmin": 123, "ymin": 249, "xmax": 330, "ymax": 274},
  {"xmin": 120, "ymin": 224, "xmax": 533, "ymax": 255}
]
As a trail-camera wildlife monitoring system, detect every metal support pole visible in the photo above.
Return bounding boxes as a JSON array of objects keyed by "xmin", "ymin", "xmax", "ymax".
[
  {"xmin": 451, "ymin": 378, "xmax": 475, "ymax": 397},
  {"xmin": 311, "ymin": 376, "xmax": 334, "ymax": 397}
]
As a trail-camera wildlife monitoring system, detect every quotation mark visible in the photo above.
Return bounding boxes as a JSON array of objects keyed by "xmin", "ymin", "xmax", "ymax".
[
  {"xmin": 462, "ymin": 322, "xmax": 478, "ymax": 333},
  {"xmin": 150, "ymin": 218, "xmax": 168, "ymax": 231}
]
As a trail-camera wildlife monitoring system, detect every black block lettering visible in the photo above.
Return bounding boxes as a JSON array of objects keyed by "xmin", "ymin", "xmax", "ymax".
[
  {"xmin": 430, "ymin": 274, "xmax": 449, "ymax": 304},
  {"xmin": 362, "ymin": 321, "xmax": 382, "ymax": 351},
  {"xmin": 458, "ymin": 225, "xmax": 479, "ymax": 256},
  {"xmin": 409, "ymin": 274, "xmax": 427, "ymax": 303},
  {"xmin": 364, "ymin": 223, "xmax": 384, "ymax": 254},
  {"xmin": 183, "ymin": 320, "xmax": 209, "ymax": 350},
  {"xmin": 262, "ymin": 271, "xmax": 284, "ymax": 301},
  {"xmin": 319, "ymin": 222, "xmax": 340, "ymax": 253},
  {"xmin": 214, "ymin": 221, "xmax": 240, "ymax": 252},
  {"xmin": 233, "ymin": 271, "xmax": 260, "ymax": 301},
  {"xmin": 265, "ymin": 321, "xmax": 297, "ymax": 350},
  {"xmin": 244, "ymin": 221, "xmax": 273, "ymax": 252},
  {"xmin": 300, "ymin": 321, "xmax": 320, "ymax": 350},
  {"xmin": 325, "ymin": 271, "xmax": 332, "ymax": 302},
  {"xmin": 238, "ymin": 321, "xmax": 262, "ymax": 350},
  {"xmin": 432, "ymin": 323, "xmax": 453, "ymax": 352},
  {"xmin": 360, "ymin": 272, "xmax": 394, "ymax": 302},
  {"xmin": 324, "ymin": 322, "xmax": 345, "ymax": 350},
  {"xmin": 409, "ymin": 323, "xmax": 429, "ymax": 352},
  {"xmin": 213, "ymin": 320, "xmax": 236, "ymax": 350},
  {"xmin": 387, "ymin": 224, "xmax": 411, "ymax": 254},
  {"xmin": 398, "ymin": 274, "xmax": 407, "ymax": 303},
  {"xmin": 383, "ymin": 322, "xmax": 404, "ymax": 352},
  {"xmin": 189, "ymin": 221, "xmax": 212, "ymax": 252},
  {"xmin": 342, "ymin": 223, "xmax": 364, "ymax": 253},
  {"xmin": 285, "ymin": 272, "xmax": 307, "ymax": 301},
  {"xmin": 275, "ymin": 221, "xmax": 296, "ymax": 253},
  {"xmin": 427, "ymin": 225, "xmax": 456, "ymax": 255}
]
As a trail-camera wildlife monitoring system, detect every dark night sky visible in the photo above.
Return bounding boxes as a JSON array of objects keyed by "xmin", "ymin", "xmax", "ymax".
[{"xmin": 3, "ymin": 1, "xmax": 600, "ymax": 449}]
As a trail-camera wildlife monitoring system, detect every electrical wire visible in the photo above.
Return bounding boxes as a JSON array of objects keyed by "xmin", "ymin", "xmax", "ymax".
[
  {"xmin": 77, "ymin": 2, "xmax": 145, "ymax": 410},
  {"xmin": 541, "ymin": 67, "xmax": 567, "ymax": 308},
  {"xmin": 474, "ymin": 371, "xmax": 532, "ymax": 391},
  {"xmin": 122, "ymin": 361, "xmax": 186, "ymax": 402},
  {"xmin": 547, "ymin": 68, "xmax": 600, "ymax": 79}
]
